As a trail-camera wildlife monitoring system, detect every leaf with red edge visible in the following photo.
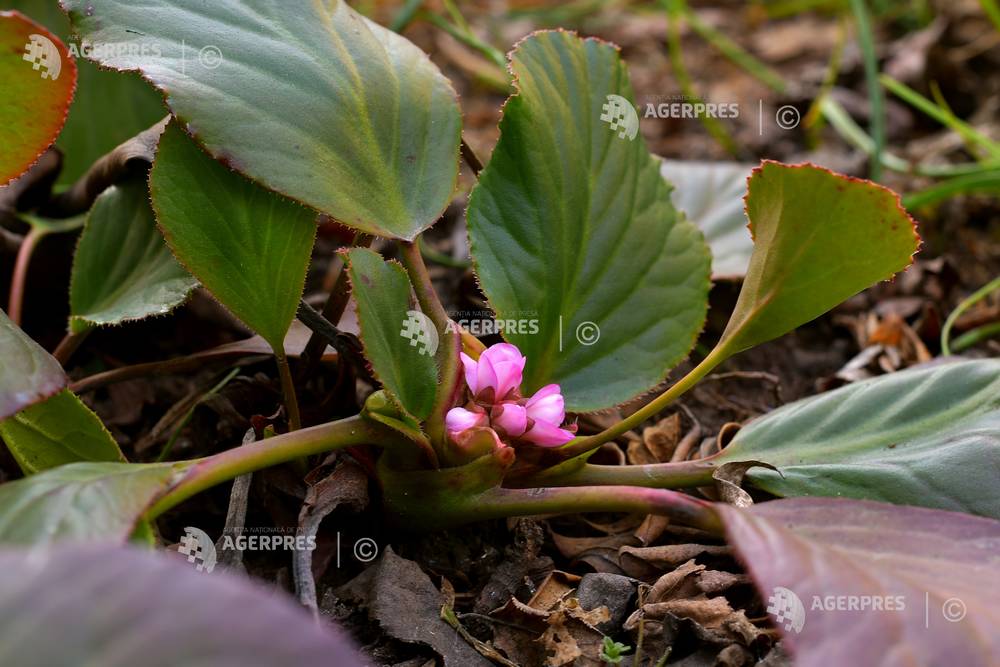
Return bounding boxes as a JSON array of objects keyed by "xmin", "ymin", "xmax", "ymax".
[
  {"xmin": 0, "ymin": 10, "xmax": 76, "ymax": 185},
  {"xmin": 0, "ymin": 308, "xmax": 66, "ymax": 420},
  {"xmin": 719, "ymin": 498, "xmax": 1000, "ymax": 666},
  {"xmin": 717, "ymin": 161, "xmax": 920, "ymax": 356}
]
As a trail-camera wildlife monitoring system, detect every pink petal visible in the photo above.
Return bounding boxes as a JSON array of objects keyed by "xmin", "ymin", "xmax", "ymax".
[
  {"xmin": 459, "ymin": 352, "xmax": 480, "ymax": 396},
  {"xmin": 479, "ymin": 343, "xmax": 525, "ymax": 400},
  {"xmin": 445, "ymin": 407, "xmax": 486, "ymax": 434},
  {"xmin": 525, "ymin": 384, "xmax": 565, "ymax": 426},
  {"xmin": 492, "ymin": 402, "xmax": 528, "ymax": 437},
  {"xmin": 521, "ymin": 420, "xmax": 575, "ymax": 447}
]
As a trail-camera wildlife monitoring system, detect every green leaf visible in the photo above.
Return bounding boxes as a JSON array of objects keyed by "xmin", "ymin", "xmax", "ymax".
[
  {"xmin": 149, "ymin": 121, "xmax": 316, "ymax": 350},
  {"xmin": 0, "ymin": 462, "xmax": 181, "ymax": 545},
  {"xmin": 5, "ymin": 0, "xmax": 166, "ymax": 185},
  {"xmin": 346, "ymin": 249, "xmax": 436, "ymax": 420},
  {"xmin": 0, "ymin": 545, "xmax": 364, "ymax": 666},
  {"xmin": 0, "ymin": 390, "xmax": 125, "ymax": 475},
  {"xmin": 467, "ymin": 31, "xmax": 711, "ymax": 412},
  {"xmin": 0, "ymin": 308, "xmax": 66, "ymax": 420},
  {"xmin": 0, "ymin": 10, "xmax": 77, "ymax": 185},
  {"xmin": 69, "ymin": 177, "xmax": 198, "ymax": 334},
  {"xmin": 716, "ymin": 360, "xmax": 1000, "ymax": 518},
  {"xmin": 720, "ymin": 498, "xmax": 1000, "ymax": 666},
  {"xmin": 658, "ymin": 159, "xmax": 755, "ymax": 278},
  {"xmin": 718, "ymin": 161, "xmax": 919, "ymax": 355},
  {"xmin": 63, "ymin": 0, "xmax": 462, "ymax": 239}
]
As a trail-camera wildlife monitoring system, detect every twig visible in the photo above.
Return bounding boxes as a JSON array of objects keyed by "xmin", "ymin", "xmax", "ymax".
[
  {"xmin": 460, "ymin": 138, "xmax": 484, "ymax": 177},
  {"xmin": 215, "ymin": 427, "xmax": 258, "ymax": 573}
]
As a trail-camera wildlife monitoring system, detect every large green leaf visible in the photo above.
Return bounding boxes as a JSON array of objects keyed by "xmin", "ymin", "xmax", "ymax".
[
  {"xmin": 346, "ymin": 249, "xmax": 436, "ymax": 420},
  {"xmin": 0, "ymin": 308, "xmax": 66, "ymax": 420},
  {"xmin": 720, "ymin": 498, "xmax": 1000, "ymax": 666},
  {"xmin": 63, "ymin": 0, "xmax": 462, "ymax": 239},
  {"xmin": 0, "ymin": 462, "xmax": 180, "ymax": 545},
  {"xmin": 69, "ymin": 178, "xmax": 198, "ymax": 334},
  {"xmin": 0, "ymin": 10, "xmax": 76, "ymax": 185},
  {"xmin": 6, "ymin": 0, "xmax": 165, "ymax": 185},
  {"xmin": 467, "ymin": 31, "xmax": 711, "ymax": 412},
  {"xmin": 658, "ymin": 159, "xmax": 755, "ymax": 278},
  {"xmin": 716, "ymin": 359, "xmax": 1000, "ymax": 518},
  {"xmin": 0, "ymin": 390, "xmax": 125, "ymax": 474},
  {"xmin": 0, "ymin": 545, "xmax": 363, "ymax": 666},
  {"xmin": 718, "ymin": 161, "xmax": 919, "ymax": 355},
  {"xmin": 149, "ymin": 121, "xmax": 316, "ymax": 350}
]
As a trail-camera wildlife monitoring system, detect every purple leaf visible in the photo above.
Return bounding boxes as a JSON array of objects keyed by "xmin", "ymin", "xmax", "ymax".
[
  {"xmin": 0, "ymin": 545, "xmax": 363, "ymax": 666},
  {"xmin": 719, "ymin": 498, "xmax": 1000, "ymax": 666}
]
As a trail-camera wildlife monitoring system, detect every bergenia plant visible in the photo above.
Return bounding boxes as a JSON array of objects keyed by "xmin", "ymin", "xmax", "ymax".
[{"xmin": 0, "ymin": 2, "xmax": 997, "ymax": 666}]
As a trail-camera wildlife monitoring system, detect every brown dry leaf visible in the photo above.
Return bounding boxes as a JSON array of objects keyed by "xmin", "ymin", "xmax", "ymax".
[
  {"xmin": 628, "ymin": 413, "xmax": 681, "ymax": 464},
  {"xmin": 648, "ymin": 559, "xmax": 705, "ymax": 603},
  {"xmin": 539, "ymin": 606, "xmax": 606, "ymax": 667},
  {"xmin": 696, "ymin": 569, "xmax": 750, "ymax": 595},
  {"xmin": 549, "ymin": 527, "xmax": 638, "ymax": 560},
  {"xmin": 634, "ymin": 514, "xmax": 670, "ymax": 545},
  {"xmin": 622, "ymin": 543, "xmax": 729, "ymax": 565},
  {"xmin": 294, "ymin": 459, "xmax": 368, "ymax": 614},
  {"xmin": 526, "ymin": 571, "xmax": 580, "ymax": 612},
  {"xmin": 336, "ymin": 548, "xmax": 491, "ymax": 667},
  {"xmin": 712, "ymin": 461, "xmax": 779, "ymax": 508}
]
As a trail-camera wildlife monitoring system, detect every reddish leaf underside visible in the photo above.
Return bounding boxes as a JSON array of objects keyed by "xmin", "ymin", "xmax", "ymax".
[
  {"xmin": 720, "ymin": 498, "xmax": 1000, "ymax": 667},
  {"xmin": 0, "ymin": 11, "xmax": 76, "ymax": 186}
]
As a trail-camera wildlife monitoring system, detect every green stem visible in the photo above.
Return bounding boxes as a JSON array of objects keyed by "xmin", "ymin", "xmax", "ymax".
[
  {"xmin": 521, "ymin": 458, "xmax": 717, "ymax": 489},
  {"xmin": 399, "ymin": 240, "xmax": 462, "ymax": 447},
  {"xmin": 952, "ymin": 321, "xmax": 1000, "ymax": 352},
  {"xmin": 881, "ymin": 75, "xmax": 1000, "ymax": 161},
  {"xmin": 274, "ymin": 351, "xmax": 302, "ymax": 431},
  {"xmin": 53, "ymin": 328, "xmax": 92, "ymax": 366},
  {"xmin": 560, "ymin": 345, "xmax": 729, "ymax": 458},
  {"xmin": 149, "ymin": 415, "xmax": 391, "ymax": 516},
  {"xmin": 444, "ymin": 485, "xmax": 723, "ymax": 534},
  {"xmin": 941, "ymin": 276, "xmax": 1000, "ymax": 355},
  {"xmin": 850, "ymin": 0, "xmax": 885, "ymax": 181},
  {"xmin": 903, "ymin": 169, "xmax": 1000, "ymax": 209},
  {"xmin": 819, "ymin": 98, "xmax": 1000, "ymax": 177}
]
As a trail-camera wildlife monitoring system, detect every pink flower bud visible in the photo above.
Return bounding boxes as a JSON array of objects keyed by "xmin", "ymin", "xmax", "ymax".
[
  {"xmin": 445, "ymin": 407, "xmax": 486, "ymax": 435},
  {"xmin": 460, "ymin": 343, "xmax": 525, "ymax": 403},
  {"xmin": 492, "ymin": 402, "xmax": 527, "ymax": 437},
  {"xmin": 524, "ymin": 384, "xmax": 565, "ymax": 426}
]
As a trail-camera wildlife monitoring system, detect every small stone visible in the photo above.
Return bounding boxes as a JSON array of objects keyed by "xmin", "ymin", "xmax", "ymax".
[{"xmin": 576, "ymin": 573, "xmax": 638, "ymax": 632}]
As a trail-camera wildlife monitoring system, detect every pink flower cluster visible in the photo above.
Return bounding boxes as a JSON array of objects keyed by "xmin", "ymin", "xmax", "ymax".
[{"xmin": 445, "ymin": 343, "xmax": 575, "ymax": 449}]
